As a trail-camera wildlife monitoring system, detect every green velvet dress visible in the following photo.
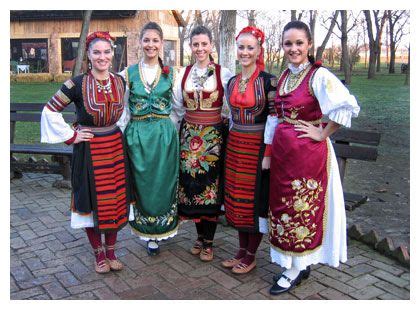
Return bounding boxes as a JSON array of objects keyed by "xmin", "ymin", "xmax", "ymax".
[{"xmin": 125, "ymin": 63, "xmax": 179, "ymax": 241}]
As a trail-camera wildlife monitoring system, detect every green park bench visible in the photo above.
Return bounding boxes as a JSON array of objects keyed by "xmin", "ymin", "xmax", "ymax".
[{"xmin": 10, "ymin": 102, "xmax": 75, "ymax": 188}]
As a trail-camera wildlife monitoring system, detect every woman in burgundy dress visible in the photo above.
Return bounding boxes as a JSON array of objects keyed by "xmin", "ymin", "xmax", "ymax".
[{"xmin": 266, "ymin": 21, "xmax": 360, "ymax": 294}]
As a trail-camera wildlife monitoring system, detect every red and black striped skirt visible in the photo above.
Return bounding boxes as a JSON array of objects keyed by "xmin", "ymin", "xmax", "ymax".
[{"xmin": 223, "ymin": 123, "xmax": 269, "ymax": 232}]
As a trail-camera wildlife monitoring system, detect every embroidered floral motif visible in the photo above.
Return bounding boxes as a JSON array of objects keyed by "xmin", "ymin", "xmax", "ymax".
[
  {"xmin": 134, "ymin": 205, "xmax": 177, "ymax": 227},
  {"xmin": 270, "ymin": 177, "xmax": 323, "ymax": 250},
  {"xmin": 193, "ymin": 182, "xmax": 218, "ymax": 205},
  {"xmin": 180, "ymin": 123, "xmax": 221, "ymax": 178}
]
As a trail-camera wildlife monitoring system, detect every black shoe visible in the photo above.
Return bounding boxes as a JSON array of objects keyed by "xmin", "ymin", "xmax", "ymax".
[
  {"xmin": 269, "ymin": 269, "xmax": 308, "ymax": 295},
  {"xmin": 272, "ymin": 266, "xmax": 310, "ymax": 283},
  {"xmin": 147, "ymin": 241, "xmax": 160, "ymax": 256}
]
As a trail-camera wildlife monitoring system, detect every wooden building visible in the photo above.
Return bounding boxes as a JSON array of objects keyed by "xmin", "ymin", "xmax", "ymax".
[{"xmin": 10, "ymin": 10, "xmax": 185, "ymax": 76}]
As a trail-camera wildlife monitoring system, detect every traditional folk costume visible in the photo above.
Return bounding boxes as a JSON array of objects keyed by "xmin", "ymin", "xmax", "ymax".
[
  {"xmin": 266, "ymin": 61, "xmax": 360, "ymax": 271},
  {"xmin": 41, "ymin": 32, "xmax": 133, "ymax": 273},
  {"xmin": 120, "ymin": 62, "xmax": 179, "ymax": 242},
  {"xmin": 172, "ymin": 62, "xmax": 233, "ymax": 259},
  {"xmin": 221, "ymin": 26, "xmax": 277, "ymax": 273}
]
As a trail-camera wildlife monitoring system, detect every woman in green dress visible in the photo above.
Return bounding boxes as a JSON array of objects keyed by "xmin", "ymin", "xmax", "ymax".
[{"xmin": 120, "ymin": 22, "xmax": 179, "ymax": 255}]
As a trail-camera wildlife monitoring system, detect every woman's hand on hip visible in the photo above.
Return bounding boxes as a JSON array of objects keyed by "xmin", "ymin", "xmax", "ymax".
[
  {"xmin": 74, "ymin": 129, "xmax": 94, "ymax": 144},
  {"xmin": 294, "ymin": 120, "xmax": 324, "ymax": 141}
]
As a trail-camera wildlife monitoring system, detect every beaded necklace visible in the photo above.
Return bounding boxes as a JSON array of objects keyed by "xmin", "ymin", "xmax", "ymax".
[{"xmin": 139, "ymin": 61, "xmax": 161, "ymax": 94}]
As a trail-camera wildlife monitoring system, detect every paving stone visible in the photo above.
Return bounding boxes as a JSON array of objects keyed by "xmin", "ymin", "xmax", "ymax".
[
  {"xmin": 92, "ymin": 286, "xmax": 121, "ymax": 300},
  {"xmin": 344, "ymin": 255, "xmax": 372, "ymax": 267},
  {"xmin": 342, "ymin": 263, "xmax": 377, "ymax": 277},
  {"xmin": 43, "ymin": 281, "xmax": 71, "ymax": 299},
  {"xmin": 373, "ymin": 280, "xmax": 410, "ymax": 299},
  {"xmin": 10, "ymin": 265, "xmax": 33, "ymax": 282},
  {"xmin": 31, "ymin": 294, "xmax": 51, "ymax": 300},
  {"xmin": 10, "ymin": 276, "xmax": 19, "ymax": 293},
  {"xmin": 400, "ymin": 272, "xmax": 410, "ymax": 281},
  {"xmin": 27, "ymin": 234, "xmax": 57, "ymax": 246},
  {"xmin": 362, "ymin": 250, "xmax": 400, "ymax": 265},
  {"xmin": 367, "ymin": 260, "xmax": 405, "ymax": 276},
  {"xmin": 187, "ymin": 264, "xmax": 219, "ymax": 278},
  {"xmin": 377, "ymin": 293, "xmax": 402, "ymax": 300},
  {"xmin": 206, "ymin": 285, "xmax": 240, "ymax": 299},
  {"xmin": 118, "ymin": 253, "xmax": 146, "ymax": 270},
  {"xmin": 11, "ymin": 237, "xmax": 27, "ymax": 250},
  {"xmin": 318, "ymin": 287, "xmax": 354, "ymax": 300},
  {"xmin": 18, "ymin": 229, "xmax": 38, "ymax": 241},
  {"xmin": 164, "ymin": 254, "xmax": 194, "ymax": 273},
  {"xmin": 66, "ymin": 280, "xmax": 107, "ymax": 295},
  {"xmin": 371, "ymin": 269, "xmax": 409, "ymax": 288},
  {"xmin": 347, "ymin": 274, "xmax": 381, "ymax": 289},
  {"xmin": 103, "ymin": 276, "xmax": 131, "ymax": 293},
  {"xmin": 10, "ymin": 286, "xmax": 45, "ymax": 300},
  {"xmin": 348, "ymin": 286, "xmax": 386, "ymax": 300},
  {"xmin": 55, "ymin": 271, "xmax": 82, "ymax": 287},
  {"xmin": 244, "ymin": 292, "xmax": 267, "ymax": 300},
  {"xmin": 16, "ymin": 275, "xmax": 56, "ymax": 290},
  {"xmin": 32, "ymin": 265, "xmax": 68, "ymax": 277},
  {"xmin": 316, "ymin": 266, "xmax": 353, "ymax": 282},
  {"xmin": 208, "ymin": 270, "xmax": 242, "ymax": 290},
  {"xmin": 232, "ymin": 278, "xmax": 270, "ymax": 297},
  {"xmin": 64, "ymin": 291, "xmax": 98, "ymax": 300},
  {"xmin": 35, "ymin": 247, "xmax": 56, "ymax": 262},
  {"xmin": 119, "ymin": 285, "xmax": 159, "ymax": 299},
  {"xmin": 290, "ymin": 280, "xmax": 327, "ymax": 299},
  {"xmin": 316, "ymin": 275, "xmax": 356, "ymax": 294},
  {"xmin": 152, "ymin": 278, "xmax": 186, "ymax": 299},
  {"xmin": 22, "ymin": 257, "xmax": 45, "ymax": 271},
  {"xmin": 54, "ymin": 230, "xmax": 76, "ymax": 243}
]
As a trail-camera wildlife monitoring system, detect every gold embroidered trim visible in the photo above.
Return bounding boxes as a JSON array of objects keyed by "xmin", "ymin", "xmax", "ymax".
[
  {"xmin": 279, "ymin": 116, "xmax": 322, "ymax": 125},
  {"xmin": 131, "ymin": 114, "xmax": 169, "ymax": 120},
  {"xmin": 138, "ymin": 63, "xmax": 162, "ymax": 92},
  {"xmin": 56, "ymin": 89, "xmax": 71, "ymax": 104}
]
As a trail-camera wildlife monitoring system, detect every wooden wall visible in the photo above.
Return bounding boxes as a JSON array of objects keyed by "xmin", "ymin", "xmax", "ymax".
[{"xmin": 10, "ymin": 10, "xmax": 181, "ymax": 75}]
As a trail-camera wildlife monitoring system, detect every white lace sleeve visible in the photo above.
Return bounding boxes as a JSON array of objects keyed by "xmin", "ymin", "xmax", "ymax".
[
  {"xmin": 116, "ymin": 68, "xmax": 131, "ymax": 133},
  {"xmin": 170, "ymin": 67, "xmax": 186, "ymax": 130},
  {"xmin": 264, "ymin": 115, "xmax": 279, "ymax": 144},
  {"xmin": 40, "ymin": 106, "xmax": 75, "ymax": 143},
  {"xmin": 312, "ymin": 67, "xmax": 360, "ymax": 127}
]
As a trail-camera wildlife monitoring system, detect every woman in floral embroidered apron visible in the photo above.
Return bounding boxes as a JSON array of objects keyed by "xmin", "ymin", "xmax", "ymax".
[
  {"xmin": 265, "ymin": 21, "xmax": 360, "ymax": 295},
  {"xmin": 41, "ymin": 32, "xmax": 133, "ymax": 273},
  {"xmin": 172, "ymin": 26, "xmax": 233, "ymax": 262},
  {"xmin": 119, "ymin": 22, "xmax": 179, "ymax": 256}
]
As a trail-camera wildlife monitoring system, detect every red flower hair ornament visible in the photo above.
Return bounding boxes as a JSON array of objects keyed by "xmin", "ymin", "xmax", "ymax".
[
  {"xmin": 235, "ymin": 26, "xmax": 266, "ymax": 71},
  {"xmin": 85, "ymin": 31, "xmax": 116, "ymax": 51},
  {"xmin": 162, "ymin": 65, "xmax": 170, "ymax": 75}
]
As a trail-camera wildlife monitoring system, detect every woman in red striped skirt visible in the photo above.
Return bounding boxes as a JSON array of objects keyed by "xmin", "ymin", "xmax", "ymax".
[
  {"xmin": 41, "ymin": 32, "xmax": 134, "ymax": 274},
  {"xmin": 221, "ymin": 26, "xmax": 277, "ymax": 274}
]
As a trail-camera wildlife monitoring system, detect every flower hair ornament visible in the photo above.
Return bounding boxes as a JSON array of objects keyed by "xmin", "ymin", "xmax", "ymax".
[
  {"xmin": 85, "ymin": 31, "xmax": 116, "ymax": 51},
  {"xmin": 236, "ymin": 26, "xmax": 266, "ymax": 71}
]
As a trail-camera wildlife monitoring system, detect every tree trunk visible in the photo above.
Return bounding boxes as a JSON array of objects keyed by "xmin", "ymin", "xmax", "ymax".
[
  {"xmin": 73, "ymin": 10, "xmax": 92, "ymax": 77},
  {"xmin": 340, "ymin": 11, "xmax": 351, "ymax": 84},
  {"xmin": 291, "ymin": 10, "xmax": 297, "ymax": 21},
  {"xmin": 387, "ymin": 10, "xmax": 396, "ymax": 73},
  {"xmin": 219, "ymin": 10, "xmax": 237, "ymax": 74},
  {"xmin": 375, "ymin": 11, "xmax": 387, "ymax": 73},
  {"xmin": 309, "ymin": 10, "xmax": 317, "ymax": 57},
  {"xmin": 178, "ymin": 10, "xmax": 192, "ymax": 67},
  {"xmin": 363, "ymin": 10, "xmax": 376, "ymax": 79},
  {"xmin": 404, "ymin": 45, "xmax": 409, "ymax": 85},
  {"xmin": 248, "ymin": 10, "xmax": 256, "ymax": 26},
  {"xmin": 316, "ymin": 11, "xmax": 339, "ymax": 62}
]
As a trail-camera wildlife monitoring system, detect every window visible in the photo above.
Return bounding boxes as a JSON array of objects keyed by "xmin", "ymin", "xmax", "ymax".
[
  {"xmin": 164, "ymin": 40, "xmax": 176, "ymax": 66},
  {"xmin": 10, "ymin": 39, "xmax": 49, "ymax": 73},
  {"xmin": 61, "ymin": 37, "xmax": 127, "ymax": 73}
]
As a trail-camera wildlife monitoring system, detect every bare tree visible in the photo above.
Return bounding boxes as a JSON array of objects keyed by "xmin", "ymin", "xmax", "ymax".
[
  {"xmin": 316, "ymin": 11, "xmax": 339, "ymax": 62},
  {"xmin": 387, "ymin": 10, "xmax": 409, "ymax": 73},
  {"xmin": 405, "ymin": 44, "xmax": 409, "ymax": 85},
  {"xmin": 363, "ymin": 10, "xmax": 386, "ymax": 79},
  {"xmin": 219, "ymin": 10, "xmax": 237, "ymax": 74},
  {"xmin": 73, "ymin": 10, "xmax": 92, "ymax": 77},
  {"xmin": 374, "ymin": 11, "xmax": 388, "ymax": 72},
  {"xmin": 340, "ymin": 11, "xmax": 351, "ymax": 84},
  {"xmin": 309, "ymin": 10, "xmax": 317, "ymax": 56},
  {"xmin": 178, "ymin": 10, "xmax": 193, "ymax": 66}
]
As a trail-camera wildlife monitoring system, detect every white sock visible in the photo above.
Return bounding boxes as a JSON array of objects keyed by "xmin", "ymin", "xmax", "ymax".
[
  {"xmin": 277, "ymin": 267, "xmax": 300, "ymax": 288},
  {"xmin": 148, "ymin": 241, "xmax": 159, "ymax": 249}
]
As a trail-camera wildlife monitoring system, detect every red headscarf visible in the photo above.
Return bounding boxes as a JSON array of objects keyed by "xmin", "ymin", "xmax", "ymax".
[
  {"xmin": 85, "ymin": 31, "xmax": 116, "ymax": 51},
  {"xmin": 236, "ymin": 26, "xmax": 265, "ymax": 71}
]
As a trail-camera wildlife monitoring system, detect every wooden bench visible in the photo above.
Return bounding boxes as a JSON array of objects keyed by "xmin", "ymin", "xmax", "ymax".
[
  {"xmin": 10, "ymin": 102, "xmax": 76, "ymax": 188},
  {"xmin": 331, "ymin": 127, "xmax": 381, "ymax": 210}
]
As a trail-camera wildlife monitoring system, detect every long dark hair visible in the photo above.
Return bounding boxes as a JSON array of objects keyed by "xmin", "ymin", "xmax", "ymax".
[
  {"xmin": 140, "ymin": 22, "xmax": 165, "ymax": 69},
  {"xmin": 190, "ymin": 25, "xmax": 214, "ymax": 62},
  {"xmin": 282, "ymin": 20, "xmax": 315, "ymax": 64}
]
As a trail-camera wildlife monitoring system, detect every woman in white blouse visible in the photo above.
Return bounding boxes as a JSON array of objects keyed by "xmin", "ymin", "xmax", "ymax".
[
  {"xmin": 172, "ymin": 25, "xmax": 233, "ymax": 262},
  {"xmin": 266, "ymin": 21, "xmax": 360, "ymax": 295}
]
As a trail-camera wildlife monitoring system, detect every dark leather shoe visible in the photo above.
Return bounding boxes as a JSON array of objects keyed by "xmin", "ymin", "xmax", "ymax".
[
  {"xmin": 269, "ymin": 270, "xmax": 307, "ymax": 295},
  {"xmin": 273, "ymin": 266, "xmax": 310, "ymax": 283},
  {"xmin": 147, "ymin": 241, "xmax": 160, "ymax": 256}
]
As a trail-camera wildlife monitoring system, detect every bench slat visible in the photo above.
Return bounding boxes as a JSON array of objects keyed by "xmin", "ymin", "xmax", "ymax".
[
  {"xmin": 11, "ymin": 143, "xmax": 73, "ymax": 155},
  {"xmin": 332, "ymin": 143, "xmax": 378, "ymax": 161},
  {"xmin": 331, "ymin": 128, "xmax": 381, "ymax": 146},
  {"xmin": 11, "ymin": 103, "xmax": 76, "ymax": 112},
  {"xmin": 11, "ymin": 113, "xmax": 76, "ymax": 122}
]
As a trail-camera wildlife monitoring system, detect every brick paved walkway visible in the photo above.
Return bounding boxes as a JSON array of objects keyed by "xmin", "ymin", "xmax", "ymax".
[{"xmin": 10, "ymin": 173, "xmax": 410, "ymax": 300}]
